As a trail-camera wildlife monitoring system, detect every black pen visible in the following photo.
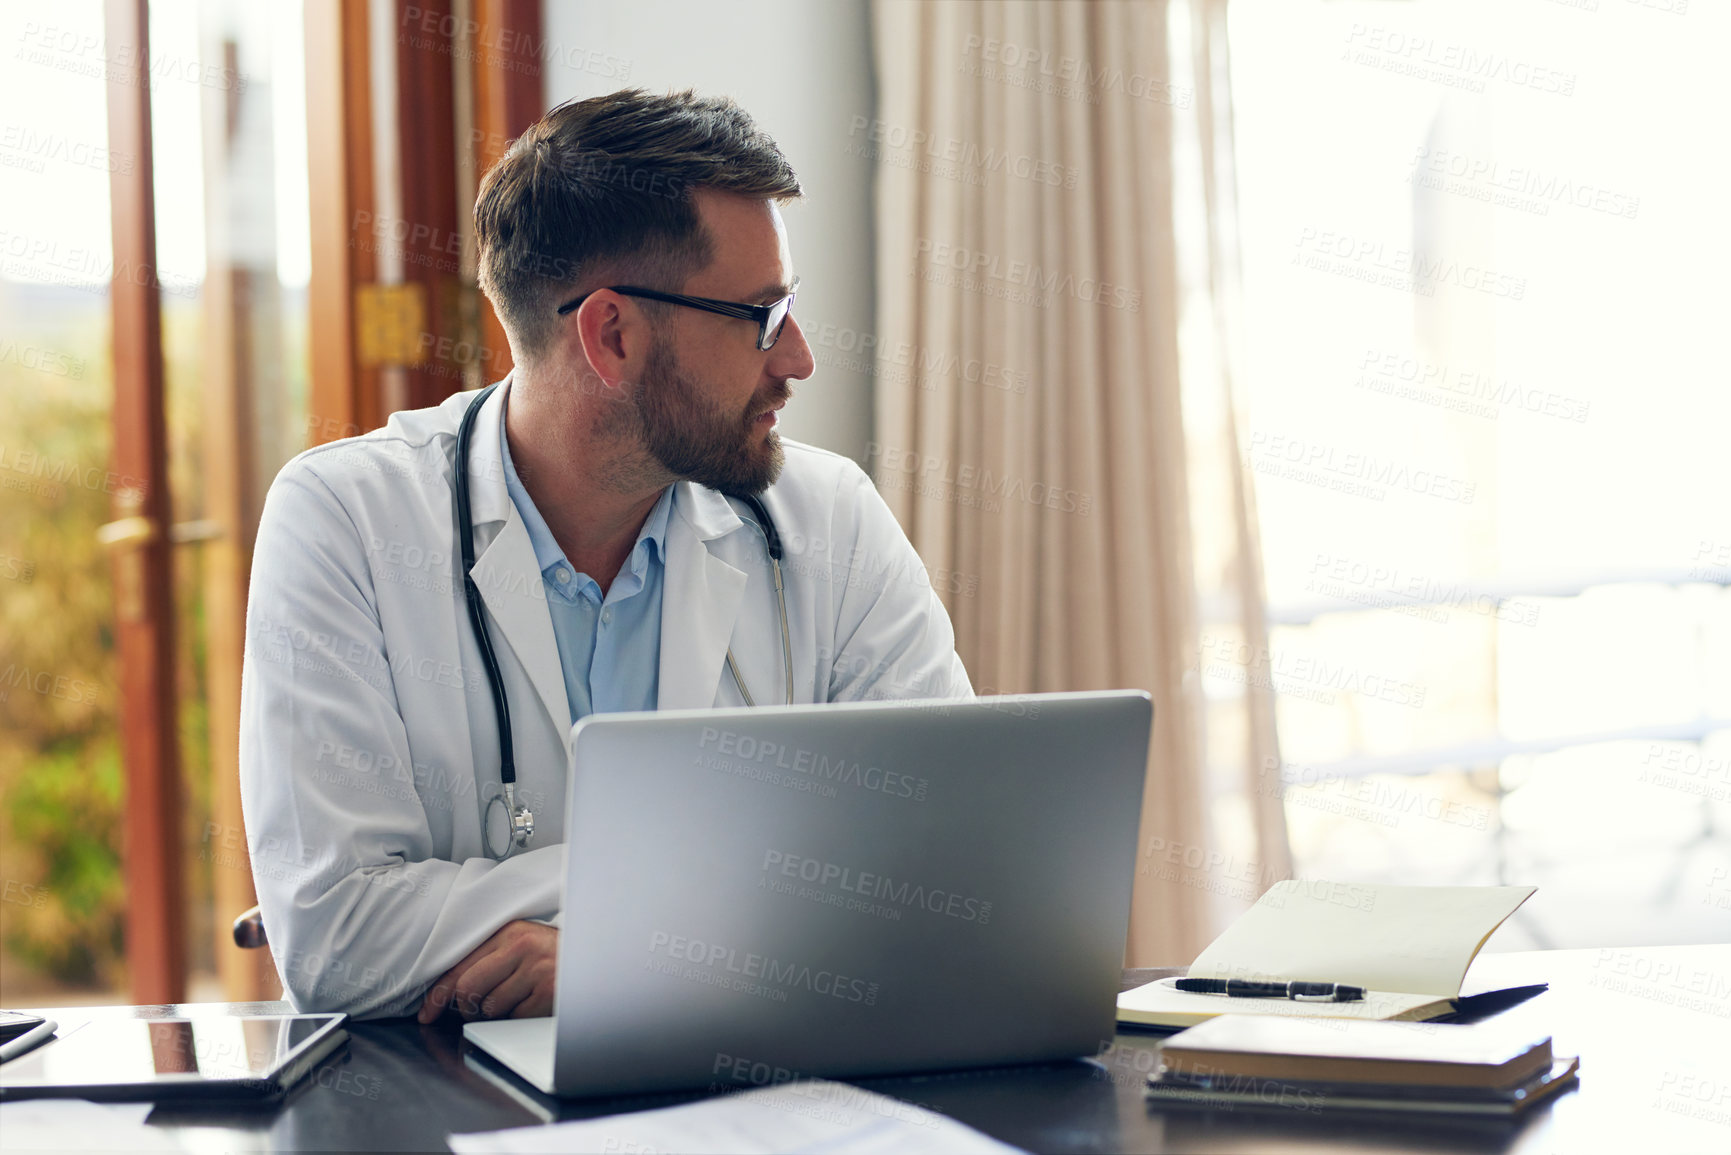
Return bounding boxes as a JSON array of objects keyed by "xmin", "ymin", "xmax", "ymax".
[{"xmin": 1174, "ymin": 978, "xmax": 1365, "ymax": 1002}]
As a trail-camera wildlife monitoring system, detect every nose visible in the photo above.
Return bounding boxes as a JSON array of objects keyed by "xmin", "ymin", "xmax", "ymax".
[{"xmin": 769, "ymin": 313, "xmax": 816, "ymax": 383}]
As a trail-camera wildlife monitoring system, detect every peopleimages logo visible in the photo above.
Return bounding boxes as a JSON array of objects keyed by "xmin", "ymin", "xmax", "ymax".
[
  {"xmin": 760, "ymin": 850, "xmax": 994, "ymax": 924},
  {"xmin": 1354, "ymin": 347, "xmax": 1591, "ymax": 424},
  {"xmin": 646, "ymin": 931, "xmax": 880, "ymax": 1006},
  {"xmin": 867, "ymin": 442, "xmax": 1093, "ymax": 516},
  {"xmin": 915, "ymin": 238, "xmax": 1142, "ymax": 312},
  {"xmin": 698, "ymin": 727, "xmax": 929, "ymax": 801},
  {"xmin": 0, "ymin": 664, "xmax": 100, "ymax": 705},
  {"xmin": 845, "ymin": 116, "xmax": 1079, "ymax": 189}
]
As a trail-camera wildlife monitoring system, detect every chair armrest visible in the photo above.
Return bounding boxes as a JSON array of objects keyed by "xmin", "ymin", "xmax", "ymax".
[{"xmin": 232, "ymin": 905, "xmax": 268, "ymax": 949}]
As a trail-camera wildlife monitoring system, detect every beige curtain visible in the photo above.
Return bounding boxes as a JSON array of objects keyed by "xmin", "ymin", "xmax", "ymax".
[{"xmin": 871, "ymin": 0, "xmax": 1290, "ymax": 965}]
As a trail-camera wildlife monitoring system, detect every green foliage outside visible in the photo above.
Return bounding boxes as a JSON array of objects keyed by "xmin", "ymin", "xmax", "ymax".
[{"xmin": 0, "ymin": 286, "xmax": 213, "ymax": 995}]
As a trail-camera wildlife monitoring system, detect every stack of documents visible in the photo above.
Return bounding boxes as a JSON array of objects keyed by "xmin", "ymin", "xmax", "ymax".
[
  {"xmin": 449, "ymin": 1079, "xmax": 1024, "ymax": 1154},
  {"xmin": 0, "ymin": 1100, "xmax": 182, "ymax": 1151},
  {"xmin": 1145, "ymin": 1015, "xmax": 1579, "ymax": 1117}
]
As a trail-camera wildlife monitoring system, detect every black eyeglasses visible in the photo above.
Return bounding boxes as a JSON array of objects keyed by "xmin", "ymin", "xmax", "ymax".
[{"xmin": 556, "ymin": 276, "xmax": 800, "ymax": 352}]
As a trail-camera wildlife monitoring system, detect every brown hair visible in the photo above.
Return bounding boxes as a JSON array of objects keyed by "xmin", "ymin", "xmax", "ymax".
[{"xmin": 475, "ymin": 88, "xmax": 801, "ymax": 362}]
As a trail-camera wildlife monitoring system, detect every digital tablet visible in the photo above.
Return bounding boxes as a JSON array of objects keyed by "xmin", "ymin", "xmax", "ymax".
[
  {"xmin": 0, "ymin": 1011, "xmax": 48, "ymax": 1042},
  {"xmin": 0, "ymin": 1012, "xmax": 348, "ymax": 1102}
]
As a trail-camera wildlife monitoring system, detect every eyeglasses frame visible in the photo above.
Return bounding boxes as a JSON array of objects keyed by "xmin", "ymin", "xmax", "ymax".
[{"xmin": 555, "ymin": 276, "xmax": 800, "ymax": 352}]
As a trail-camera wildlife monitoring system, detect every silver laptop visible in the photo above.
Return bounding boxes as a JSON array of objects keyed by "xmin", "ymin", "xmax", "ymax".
[{"xmin": 464, "ymin": 690, "xmax": 1152, "ymax": 1098}]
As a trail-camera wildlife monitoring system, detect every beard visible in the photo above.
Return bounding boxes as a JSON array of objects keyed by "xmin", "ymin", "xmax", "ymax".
[{"xmin": 631, "ymin": 332, "xmax": 787, "ymax": 496}]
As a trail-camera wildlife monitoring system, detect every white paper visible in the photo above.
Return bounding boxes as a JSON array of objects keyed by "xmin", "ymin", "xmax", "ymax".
[
  {"xmin": 447, "ymin": 1079, "xmax": 1024, "ymax": 1155},
  {"xmin": 0, "ymin": 1100, "xmax": 181, "ymax": 1152},
  {"xmin": 1185, "ymin": 881, "xmax": 1536, "ymax": 996}
]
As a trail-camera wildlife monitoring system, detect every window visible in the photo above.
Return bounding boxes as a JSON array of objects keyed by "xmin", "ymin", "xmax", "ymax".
[
  {"xmin": 0, "ymin": 0, "xmax": 310, "ymax": 1003},
  {"xmin": 1223, "ymin": 0, "xmax": 1731, "ymax": 947}
]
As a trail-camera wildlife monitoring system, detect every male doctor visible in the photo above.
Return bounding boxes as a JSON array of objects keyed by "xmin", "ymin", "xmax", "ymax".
[{"xmin": 239, "ymin": 89, "xmax": 971, "ymax": 1023}]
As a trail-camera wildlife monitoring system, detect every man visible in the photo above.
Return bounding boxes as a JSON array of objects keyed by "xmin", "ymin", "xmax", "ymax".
[{"xmin": 239, "ymin": 89, "xmax": 971, "ymax": 1023}]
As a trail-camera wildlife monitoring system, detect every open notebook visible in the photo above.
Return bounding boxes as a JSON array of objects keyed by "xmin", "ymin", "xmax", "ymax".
[{"xmin": 1118, "ymin": 881, "xmax": 1537, "ymax": 1028}]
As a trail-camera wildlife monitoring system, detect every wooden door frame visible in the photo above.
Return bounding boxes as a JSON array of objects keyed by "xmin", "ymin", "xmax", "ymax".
[
  {"xmin": 306, "ymin": 0, "xmax": 381, "ymax": 444},
  {"xmin": 308, "ymin": 0, "xmax": 543, "ymax": 438},
  {"xmin": 97, "ymin": 0, "xmax": 545, "ymax": 1004},
  {"xmin": 104, "ymin": 0, "xmax": 185, "ymax": 1006},
  {"xmin": 470, "ymin": 0, "xmax": 544, "ymax": 384}
]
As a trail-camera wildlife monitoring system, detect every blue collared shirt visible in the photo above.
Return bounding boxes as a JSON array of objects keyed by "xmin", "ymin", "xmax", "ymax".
[{"xmin": 499, "ymin": 400, "xmax": 671, "ymax": 724}]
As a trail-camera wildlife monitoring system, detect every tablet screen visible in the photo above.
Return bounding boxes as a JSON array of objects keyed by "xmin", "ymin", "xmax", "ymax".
[{"xmin": 0, "ymin": 1014, "xmax": 344, "ymax": 1094}]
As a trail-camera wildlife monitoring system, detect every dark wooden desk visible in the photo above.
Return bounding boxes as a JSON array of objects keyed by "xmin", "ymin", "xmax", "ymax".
[{"xmin": 16, "ymin": 945, "xmax": 1730, "ymax": 1153}]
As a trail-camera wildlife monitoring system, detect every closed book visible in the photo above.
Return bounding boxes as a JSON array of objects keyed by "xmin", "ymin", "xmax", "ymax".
[
  {"xmin": 1145, "ymin": 1058, "xmax": 1580, "ymax": 1118},
  {"xmin": 1156, "ymin": 1015, "xmax": 1553, "ymax": 1089}
]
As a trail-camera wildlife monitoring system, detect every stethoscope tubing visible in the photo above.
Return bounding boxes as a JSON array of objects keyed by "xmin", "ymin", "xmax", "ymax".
[{"xmin": 454, "ymin": 383, "xmax": 792, "ymax": 860}]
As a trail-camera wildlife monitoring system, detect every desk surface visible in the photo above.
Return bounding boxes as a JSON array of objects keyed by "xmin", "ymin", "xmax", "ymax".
[{"xmin": 14, "ymin": 945, "xmax": 1730, "ymax": 1154}]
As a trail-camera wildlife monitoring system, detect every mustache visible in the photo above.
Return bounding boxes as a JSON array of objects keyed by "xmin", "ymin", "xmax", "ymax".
[{"xmin": 747, "ymin": 385, "xmax": 794, "ymax": 422}]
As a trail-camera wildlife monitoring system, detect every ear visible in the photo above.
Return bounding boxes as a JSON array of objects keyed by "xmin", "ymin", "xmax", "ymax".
[{"xmin": 572, "ymin": 290, "xmax": 652, "ymax": 392}]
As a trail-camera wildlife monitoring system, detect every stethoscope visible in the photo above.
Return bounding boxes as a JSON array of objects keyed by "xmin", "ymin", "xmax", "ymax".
[{"xmin": 455, "ymin": 382, "xmax": 794, "ymax": 860}]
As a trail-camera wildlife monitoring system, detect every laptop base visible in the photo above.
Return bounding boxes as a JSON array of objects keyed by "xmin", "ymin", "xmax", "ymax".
[{"xmin": 464, "ymin": 1017, "xmax": 556, "ymax": 1094}]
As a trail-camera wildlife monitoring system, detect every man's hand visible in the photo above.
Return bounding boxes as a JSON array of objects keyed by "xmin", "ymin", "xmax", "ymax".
[{"xmin": 417, "ymin": 920, "xmax": 557, "ymax": 1024}]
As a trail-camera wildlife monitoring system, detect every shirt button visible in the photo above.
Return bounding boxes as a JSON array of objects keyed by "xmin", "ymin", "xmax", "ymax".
[
  {"xmin": 601, "ymin": 608, "xmax": 614, "ymax": 625},
  {"xmin": 555, "ymin": 568, "xmax": 571, "ymax": 584}
]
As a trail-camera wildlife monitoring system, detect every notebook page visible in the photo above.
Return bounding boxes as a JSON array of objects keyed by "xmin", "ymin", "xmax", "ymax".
[
  {"xmin": 1184, "ymin": 882, "xmax": 1536, "ymax": 996},
  {"xmin": 1117, "ymin": 977, "xmax": 1443, "ymax": 1026}
]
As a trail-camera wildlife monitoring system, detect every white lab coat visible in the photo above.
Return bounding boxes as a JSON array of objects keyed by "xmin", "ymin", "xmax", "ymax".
[{"xmin": 238, "ymin": 384, "xmax": 972, "ymax": 1017}]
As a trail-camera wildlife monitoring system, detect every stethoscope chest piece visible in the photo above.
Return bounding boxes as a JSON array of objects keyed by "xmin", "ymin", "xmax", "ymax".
[{"xmin": 484, "ymin": 782, "xmax": 534, "ymax": 860}]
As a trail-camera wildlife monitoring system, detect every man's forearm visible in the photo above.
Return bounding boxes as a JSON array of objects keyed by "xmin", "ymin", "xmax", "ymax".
[{"xmin": 253, "ymin": 846, "xmax": 563, "ymax": 1018}]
